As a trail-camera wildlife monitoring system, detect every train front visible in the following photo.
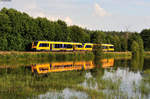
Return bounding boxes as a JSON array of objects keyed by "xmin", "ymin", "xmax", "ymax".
[{"xmin": 32, "ymin": 41, "xmax": 38, "ymax": 51}]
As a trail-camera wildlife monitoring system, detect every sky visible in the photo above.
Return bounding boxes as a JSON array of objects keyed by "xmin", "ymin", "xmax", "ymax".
[{"xmin": 0, "ymin": 0, "xmax": 150, "ymax": 32}]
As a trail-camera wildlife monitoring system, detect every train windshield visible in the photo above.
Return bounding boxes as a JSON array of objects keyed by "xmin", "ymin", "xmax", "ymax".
[{"xmin": 33, "ymin": 41, "xmax": 38, "ymax": 46}]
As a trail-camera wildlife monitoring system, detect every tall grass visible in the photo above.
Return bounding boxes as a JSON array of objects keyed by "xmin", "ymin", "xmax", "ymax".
[
  {"xmin": 103, "ymin": 52, "xmax": 132, "ymax": 58},
  {"xmin": 0, "ymin": 51, "xmax": 94, "ymax": 62}
]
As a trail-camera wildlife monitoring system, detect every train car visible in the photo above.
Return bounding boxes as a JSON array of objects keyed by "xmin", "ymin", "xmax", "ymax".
[
  {"xmin": 82, "ymin": 43, "xmax": 93, "ymax": 51},
  {"xmin": 32, "ymin": 41, "xmax": 82, "ymax": 51},
  {"xmin": 74, "ymin": 43, "xmax": 93, "ymax": 51}
]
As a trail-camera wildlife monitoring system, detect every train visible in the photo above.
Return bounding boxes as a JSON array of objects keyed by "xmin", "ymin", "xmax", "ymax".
[{"xmin": 31, "ymin": 41, "xmax": 114, "ymax": 52}]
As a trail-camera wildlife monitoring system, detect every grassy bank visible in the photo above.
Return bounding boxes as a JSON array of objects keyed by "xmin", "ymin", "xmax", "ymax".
[
  {"xmin": 3, "ymin": 51, "xmax": 150, "ymax": 60},
  {"xmin": 0, "ymin": 51, "xmax": 132, "ymax": 62},
  {"xmin": 0, "ymin": 51, "xmax": 94, "ymax": 62},
  {"xmin": 144, "ymin": 51, "xmax": 150, "ymax": 57},
  {"xmin": 103, "ymin": 51, "xmax": 150, "ymax": 58},
  {"xmin": 103, "ymin": 52, "xmax": 132, "ymax": 58},
  {"xmin": 2, "ymin": 51, "xmax": 150, "ymax": 62}
]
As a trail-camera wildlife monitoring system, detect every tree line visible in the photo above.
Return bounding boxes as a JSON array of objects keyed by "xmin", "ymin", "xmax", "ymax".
[{"xmin": 0, "ymin": 8, "xmax": 149, "ymax": 51}]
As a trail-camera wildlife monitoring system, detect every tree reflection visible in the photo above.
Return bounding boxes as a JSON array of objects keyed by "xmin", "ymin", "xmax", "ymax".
[{"xmin": 131, "ymin": 55, "xmax": 144, "ymax": 71}]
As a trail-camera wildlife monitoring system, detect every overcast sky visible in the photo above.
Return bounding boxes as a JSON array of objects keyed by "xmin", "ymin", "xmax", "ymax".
[{"xmin": 0, "ymin": 0, "xmax": 150, "ymax": 32}]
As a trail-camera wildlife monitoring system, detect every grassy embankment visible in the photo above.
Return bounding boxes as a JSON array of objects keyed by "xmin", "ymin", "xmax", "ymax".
[
  {"xmin": 99, "ymin": 51, "xmax": 150, "ymax": 58},
  {"xmin": 144, "ymin": 51, "xmax": 150, "ymax": 57},
  {"xmin": 103, "ymin": 52, "xmax": 131, "ymax": 58},
  {"xmin": 0, "ymin": 51, "xmax": 132, "ymax": 61},
  {"xmin": 2, "ymin": 51, "xmax": 150, "ymax": 63},
  {"xmin": 1, "ymin": 51, "xmax": 150, "ymax": 61}
]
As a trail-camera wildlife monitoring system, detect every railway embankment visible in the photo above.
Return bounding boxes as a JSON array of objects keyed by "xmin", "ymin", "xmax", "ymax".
[
  {"xmin": 1, "ymin": 51, "xmax": 150, "ymax": 60},
  {"xmin": 0, "ymin": 51, "xmax": 133, "ymax": 60},
  {"xmin": 0, "ymin": 51, "xmax": 94, "ymax": 61}
]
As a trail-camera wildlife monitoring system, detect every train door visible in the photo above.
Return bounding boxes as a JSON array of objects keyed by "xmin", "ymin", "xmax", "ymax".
[
  {"xmin": 73, "ymin": 45, "xmax": 75, "ymax": 51},
  {"xmin": 50, "ymin": 44, "xmax": 52, "ymax": 51}
]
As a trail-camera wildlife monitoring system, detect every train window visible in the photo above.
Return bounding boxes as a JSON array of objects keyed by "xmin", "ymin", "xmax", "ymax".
[
  {"xmin": 54, "ymin": 44, "xmax": 63, "ymax": 48},
  {"xmin": 33, "ymin": 41, "xmax": 38, "ymax": 46},
  {"xmin": 39, "ymin": 43, "xmax": 49, "ymax": 47},
  {"xmin": 64, "ymin": 44, "xmax": 73, "ymax": 48},
  {"xmin": 109, "ymin": 46, "xmax": 114, "ymax": 48},
  {"xmin": 76, "ymin": 45, "xmax": 83, "ymax": 48},
  {"xmin": 85, "ymin": 45, "xmax": 92, "ymax": 48}
]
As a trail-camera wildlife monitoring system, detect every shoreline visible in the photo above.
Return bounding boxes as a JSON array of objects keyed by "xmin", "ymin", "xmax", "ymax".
[{"xmin": 0, "ymin": 51, "xmax": 149, "ymax": 61}]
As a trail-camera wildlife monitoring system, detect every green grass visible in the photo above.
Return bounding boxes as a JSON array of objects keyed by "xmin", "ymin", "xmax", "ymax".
[
  {"xmin": 0, "ymin": 51, "xmax": 94, "ymax": 65},
  {"xmin": 103, "ymin": 52, "xmax": 132, "ymax": 58},
  {"xmin": 1, "ymin": 51, "xmax": 150, "ymax": 61}
]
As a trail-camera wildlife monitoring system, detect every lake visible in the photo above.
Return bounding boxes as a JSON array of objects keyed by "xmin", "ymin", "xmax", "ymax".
[{"xmin": 0, "ymin": 57, "xmax": 150, "ymax": 99}]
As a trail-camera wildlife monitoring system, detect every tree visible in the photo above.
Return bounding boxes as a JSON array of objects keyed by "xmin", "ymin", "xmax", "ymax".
[
  {"xmin": 56, "ymin": 20, "xmax": 69, "ymax": 41},
  {"xmin": 128, "ymin": 33, "xmax": 144, "ymax": 54},
  {"xmin": 69, "ymin": 25, "xmax": 90, "ymax": 43},
  {"xmin": 0, "ymin": 7, "xmax": 146, "ymax": 52},
  {"xmin": 131, "ymin": 40, "xmax": 139, "ymax": 57},
  {"xmin": 131, "ymin": 40, "xmax": 144, "ymax": 71},
  {"xmin": 90, "ymin": 31, "xmax": 105, "ymax": 43},
  {"xmin": 35, "ymin": 17, "xmax": 55, "ymax": 41},
  {"xmin": 0, "ymin": 12, "xmax": 11, "ymax": 50},
  {"xmin": 140, "ymin": 29, "xmax": 150, "ymax": 51}
]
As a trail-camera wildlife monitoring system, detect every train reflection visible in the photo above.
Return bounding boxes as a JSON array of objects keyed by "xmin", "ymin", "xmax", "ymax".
[
  {"xmin": 31, "ymin": 59, "xmax": 114, "ymax": 74},
  {"xmin": 101, "ymin": 58, "xmax": 114, "ymax": 68}
]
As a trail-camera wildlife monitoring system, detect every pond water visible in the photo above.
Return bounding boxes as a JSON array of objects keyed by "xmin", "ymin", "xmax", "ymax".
[{"xmin": 0, "ymin": 57, "xmax": 150, "ymax": 99}]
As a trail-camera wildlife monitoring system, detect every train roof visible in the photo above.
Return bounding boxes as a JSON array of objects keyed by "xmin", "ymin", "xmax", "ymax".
[
  {"xmin": 33, "ymin": 41, "xmax": 82, "ymax": 44},
  {"xmin": 33, "ymin": 41, "xmax": 114, "ymax": 46}
]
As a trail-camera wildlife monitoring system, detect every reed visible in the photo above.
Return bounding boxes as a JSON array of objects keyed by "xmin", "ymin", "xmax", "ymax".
[{"xmin": 103, "ymin": 52, "xmax": 132, "ymax": 58}]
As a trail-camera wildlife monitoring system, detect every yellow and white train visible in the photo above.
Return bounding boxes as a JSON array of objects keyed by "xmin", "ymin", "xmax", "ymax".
[{"xmin": 31, "ymin": 41, "xmax": 114, "ymax": 52}]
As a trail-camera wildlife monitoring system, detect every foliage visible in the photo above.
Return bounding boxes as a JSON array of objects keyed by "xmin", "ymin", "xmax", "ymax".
[
  {"xmin": 140, "ymin": 29, "xmax": 150, "ymax": 51},
  {"xmin": 130, "ymin": 38, "xmax": 144, "ymax": 71},
  {"xmin": 129, "ymin": 33, "xmax": 144, "ymax": 54},
  {"xmin": 68, "ymin": 25, "xmax": 90, "ymax": 43},
  {"xmin": 131, "ymin": 41, "xmax": 140, "ymax": 57},
  {"xmin": 0, "ymin": 8, "xmax": 147, "ymax": 52}
]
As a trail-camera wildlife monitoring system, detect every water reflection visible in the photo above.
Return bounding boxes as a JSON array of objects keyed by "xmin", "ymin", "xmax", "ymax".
[
  {"xmin": 31, "ymin": 59, "xmax": 114, "ymax": 74},
  {"xmin": 101, "ymin": 59, "xmax": 114, "ymax": 68},
  {"xmin": 102, "ymin": 68, "xmax": 143, "ymax": 98},
  {"xmin": 80, "ymin": 57, "xmax": 150, "ymax": 99},
  {"xmin": 38, "ymin": 88, "xmax": 89, "ymax": 99},
  {"xmin": 31, "ymin": 61, "xmax": 94, "ymax": 74},
  {"xmin": 0, "ymin": 57, "xmax": 150, "ymax": 99}
]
